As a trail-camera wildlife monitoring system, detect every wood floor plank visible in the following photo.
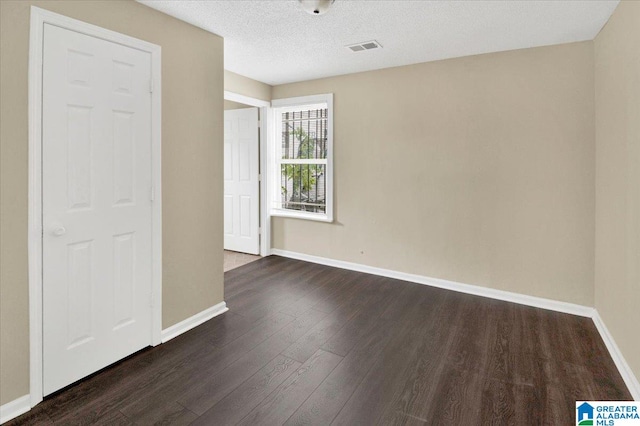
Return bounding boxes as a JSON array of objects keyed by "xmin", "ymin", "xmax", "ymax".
[
  {"xmin": 237, "ymin": 349, "xmax": 344, "ymax": 426},
  {"xmin": 374, "ymin": 293, "xmax": 462, "ymax": 425},
  {"xmin": 481, "ymin": 303, "xmax": 535, "ymax": 384},
  {"xmin": 329, "ymin": 354, "xmax": 389, "ymax": 426},
  {"xmin": 229, "ymin": 271, "xmax": 336, "ymax": 319},
  {"xmin": 54, "ymin": 408, "xmax": 133, "ymax": 426},
  {"xmin": 55, "ymin": 311, "xmax": 295, "ymax": 423},
  {"xmin": 443, "ymin": 297, "xmax": 492, "ymax": 374},
  {"xmin": 39, "ymin": 310, "xmax": 255, "ymax": 422},
  {"xmin": 378, "ymin": 281, "xmax": 434, "ymax": 322},
  {"xmin": 117, "ymin": 312, "xmax": 298, "ymax": 420},
  {"xmin": 223, "ymin": 255, "xmax": 287, "ymax": 283},
  {"xmin": 224, "ymin": 257, "xmax": 305, "ymax": 298},
  {"xmin": 420, "ymin": 366, "xmax": 483, "ymax": 425},
  {"xmin": 121, "ymin": 401, "xmax": 197, "ymax": 426},
  {"xmin": 280, "ymin": 302, "xmax": 364, "ymax": 363},
  {"xmin": 6, "ymin": 256, "xmax": 631, "ymax": 426},
  {"xmin": 193, "ymin": 355, "xmax": 302, "ymax": 425},
  {"xmin": 169, "ymin": 307, "xmax": 331, "ymax": 416},
  {"xmin": 178, "ymin": 342, "xmax": 298, "ymax": 414},
  {"xmin": 284, "ymin": 319, "xmax": 393, "ymax": 426},
  {"xmin": 307, "ymin": 270, "xmax": 372, "ymax": 314},
  {"xmin": 278, "ymin": 267, "xmax": 362, "ymax": 318},
  {"xmin": 228, "ymin": 261, "xmax": 327, "ymax": 304},
  {"xmin": 480, "ymin": 378, "xmax": 539, "ymax": 425},
  {"xmin": 320, "ymin": 276, "xmax": 403, "ymax": 357},
  {"xmin": 280, "ymin": 275, "xmax": 386, "ymax": 363},
  {"xmin": 332, "ymin": 312, "xmax": 445, "ymax": 425},
  {"xmin": 538, "ymin": 382, "xmax": 576, "ymax": 425},
  {"xmin": 206, "ymin": 311, "xmax": 280, "ymax": 348}
]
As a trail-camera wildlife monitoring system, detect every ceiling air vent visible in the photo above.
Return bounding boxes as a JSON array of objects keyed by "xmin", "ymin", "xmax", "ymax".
[{"xmin": 346, "ymin": 40, "xmax": 382, "ymax": 52}]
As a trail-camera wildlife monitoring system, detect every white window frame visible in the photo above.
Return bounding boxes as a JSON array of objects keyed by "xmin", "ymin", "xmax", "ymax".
[{"xmin": 269, "ymin": 94, "xmax": 334, "ymax": 222}]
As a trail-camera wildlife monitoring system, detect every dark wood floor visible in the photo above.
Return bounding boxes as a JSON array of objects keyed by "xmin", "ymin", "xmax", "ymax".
[{"xmin": 9, "ymin": 256, "xmax": 631, "ymax": 425}]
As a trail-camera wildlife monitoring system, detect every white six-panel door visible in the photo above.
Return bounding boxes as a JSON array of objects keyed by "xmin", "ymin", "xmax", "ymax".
[
  {"xmin": 224, "ymin": 108, "xmax": 260, "ymax": 254},
  {"xmin": 42, "ymin": 23, "xmax": 153, "ymax": 395}
]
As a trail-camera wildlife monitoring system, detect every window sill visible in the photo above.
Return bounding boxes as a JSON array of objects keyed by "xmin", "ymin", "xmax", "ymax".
[{"xmin": 270, "ymin": 209, "xmax": 333, "ymax": 223}]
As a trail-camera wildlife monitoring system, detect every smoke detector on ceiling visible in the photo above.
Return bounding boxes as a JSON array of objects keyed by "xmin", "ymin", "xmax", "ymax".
[
  {"xmin": 298, "ymin": 0, "xmax": 335, "ymax": 15},
  {"xmin": 346, "ymin": 40, "xmax": 383, "ymax": 52}
]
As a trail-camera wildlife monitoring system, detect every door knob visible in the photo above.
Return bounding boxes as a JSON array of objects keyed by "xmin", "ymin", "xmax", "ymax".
[{"xmin": 52, "ymin": 226, "xmax": 66, "ymax": 236}]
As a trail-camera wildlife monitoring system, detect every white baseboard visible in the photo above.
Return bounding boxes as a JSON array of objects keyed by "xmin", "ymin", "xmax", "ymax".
[
  {"xmin": 271, "ymin": 249, "xmax": 594, "ymax": 317},
  {"xmin": 271, "ymin": 249, "xmax": 640, "ymax": 400},
  {"xmin": 161, "ymin": 301, "xmax": 228, "ymax": 343},
  {"xmin": 0, "ymin": 395, "xmax": 30, "ymax": 424},
  {"xmin": 592, "ymin": 312, "xmax": 640, "ymax": 400}
]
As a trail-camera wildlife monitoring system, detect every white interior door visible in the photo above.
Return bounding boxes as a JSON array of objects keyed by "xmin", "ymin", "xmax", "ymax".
[
  {"xmin": 42, "ymin": 23, "xmax": 153, "ymax": 395},
  {"xmin": 224, "ymin": 108, "xmax": 260, "ymax": 254}
]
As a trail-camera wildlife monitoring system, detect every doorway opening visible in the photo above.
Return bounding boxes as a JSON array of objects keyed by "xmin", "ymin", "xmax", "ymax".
[{"xmin": 223, "ymin": 91, "xmax": 270, "ymax": 270}]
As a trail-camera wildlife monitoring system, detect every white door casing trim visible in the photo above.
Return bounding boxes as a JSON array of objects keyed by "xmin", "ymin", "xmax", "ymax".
[
  {"xmin": 270, "ymin": 249, "xmax": 640, "ymax": 400},
  {"xmin": 223, "ymin": 91, "xmax": 271, "ymax": 257},
  {"xmin": 28, "ymin": 6, "xmax": 162, "ymax": 408},
  {"xmin": 224, "ymin": 90, "xmax": 270, "ymax": 108}
]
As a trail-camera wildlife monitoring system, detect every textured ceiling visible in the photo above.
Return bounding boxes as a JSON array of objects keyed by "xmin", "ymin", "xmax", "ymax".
[{"xmin": 139, "ymin": 0, "xmax": 619, "ymax": 85}]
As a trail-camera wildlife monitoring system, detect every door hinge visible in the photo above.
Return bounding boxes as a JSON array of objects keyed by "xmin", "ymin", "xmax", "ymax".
[
  {"xmin": 258, "ymin": 227, "xmax": 262, "ymax": 235},
  {"xmin": 149, "ymin": 79, "xmax": 154, "ymax": 94},
  {"xmin": 150, "ymin": 186, "xmax": 155, "ymax": 202},
  {"xmin": 258, "ymin": 174, "xmax": 262, "ymax": 182},
  {"xmin": 257, "ymin": 120, "xmax": 261, "ymax": 127}
]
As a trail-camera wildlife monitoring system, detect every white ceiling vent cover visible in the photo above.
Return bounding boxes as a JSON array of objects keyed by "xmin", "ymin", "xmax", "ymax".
[{"xmin": 346, "ymin": 40, "xmax": 383, "ymax": 52}]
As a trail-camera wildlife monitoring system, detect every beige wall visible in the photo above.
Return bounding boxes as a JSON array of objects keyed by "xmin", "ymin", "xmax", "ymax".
[
  {"xmin": 595, "ymin": 1, "xmax": 640, "ymax": 383},
  {"xmin": 224, "ymin": 70, "xmax": 272, "ymax": 102},
  {"xmin": 0, "ymin": 0, "xmax": 224, "ymax": 404},
  {"xmin": 272, "ymin": 42, "xmax": 596, "ymax": 307}
]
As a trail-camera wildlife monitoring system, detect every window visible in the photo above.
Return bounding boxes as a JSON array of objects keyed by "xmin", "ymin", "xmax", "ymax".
[{"xmin": 270, "ymin": 94, "xmax": 333, "ymax": 222}]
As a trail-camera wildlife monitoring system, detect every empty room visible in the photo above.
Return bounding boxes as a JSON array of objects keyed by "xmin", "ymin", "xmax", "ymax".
[{"xmin": 0, "ymin": 0, "xmax": 638, "ymax": 424}]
